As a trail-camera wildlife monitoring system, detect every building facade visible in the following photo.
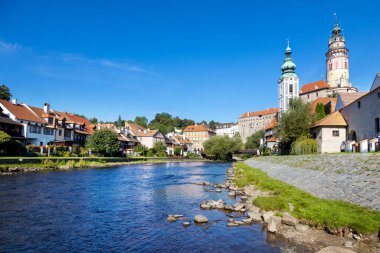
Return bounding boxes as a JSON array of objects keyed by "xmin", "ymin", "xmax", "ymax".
[
  {"xmin": 183, "ymin": 125, "xmax": 215, "ymax": 152},
  {"xmin": 215, "ymin": 123, "xmax": 238, "ymax": 138},
  {"xmin": 278, "ymin": 42, "xmax": 299, "ymax": 114},
  {"xmin": 238, "ymin": 108, "xmax": 278, "ymax": 143}
]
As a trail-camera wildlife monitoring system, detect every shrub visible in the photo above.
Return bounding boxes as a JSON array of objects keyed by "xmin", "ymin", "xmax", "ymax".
[
  {"xmin": 65, "ymin": 160, "xmax": 76, "ymax": 168},
  {"xmin": 133, "ymin": 145, "xmax": 148, "ymax": 156},
  {"xmin": 291, "ymin": 137, "xmax": 317, "ymax": 155},
  {"xmin": 174, "ymin": 147, "xmax": 182, "ymax": 156},
  {"xmin": 0, "ymin": 130, "xmax": 26, "ymax": 156},
  {"xmin": 86, "ymin": 129, "xmax": 120, "ymax": 156},
  {"xmin": 203, "ymin": 135, "xmax": 243, "ymax": 161},
  {"xmin": 146, "ymin": 149, "xmax": 154, "ymax": 157}
]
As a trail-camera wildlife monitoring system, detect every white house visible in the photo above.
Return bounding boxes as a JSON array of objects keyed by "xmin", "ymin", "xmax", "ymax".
[{"xmin": 215, "ymin": 123, "xmax": 238, "ymax": 138}]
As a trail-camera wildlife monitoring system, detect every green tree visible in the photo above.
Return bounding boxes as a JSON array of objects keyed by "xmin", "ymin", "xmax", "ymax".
[
  {"xmin": 149, "ymin": 112, "xmax": 175, "ymax": 134},
  {"xmin": 116, "ymin": 115, "xmax": 123, "ymax": 127},
  {"xmin": 0, "ymin": 85, "xmax": 12, "ymax": 101},
  {"xmin": 0, "ymin": 130, "xmax": 25, "ymax": 156},
  {"xmin": 89, "ymin": 117, "xmax": 98, "ymax": 124},
  {"xmin": 208, "ymin": 120, "xmax": 218, "ymax": 130},
  {"xmin": 315, "ymin": 103, "xmax": 326, "ymax": 121},
  {"xmin": 181, "ymin": 119, "xmax": 195, "ymax": 128},
  {"xmin": 245, "ymin": 130, "xmax": 265, "ymax": 150},
  {"xmin": 86, "ymin": 129, "xmax": 120, "ymax": 156},
  {"xmin": 134, "ymin": 116, "xmax": 148, "ymax": 128},
  {"xmin": 203, "ymin": 135, "xmax": 243, "ymax": 161},
  {"xmin": 276, "ymin": 98, "xmax": 314, "ymax": 154},
  {"xmin": 174, "ymin": 146, "xmax": 182, "ymax": 156},
  {"xmin": 152, "ymin": 141, "xmax": 167, "ymax": 157}
]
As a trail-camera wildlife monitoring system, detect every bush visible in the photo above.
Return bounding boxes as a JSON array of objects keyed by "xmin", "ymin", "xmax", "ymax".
[
  {"xmin": 291, "ymin": 137, "xmax": 317, "ymax": 155},
  {"xmin": 86, "ymin": 129, "xmax": 120, "ymax": 156},
  {"xmin": 203, "ymin": 135, "xmax": 243, "ymax": 161},
  {"xmin": 0, "ymin": 130, "xmax": 26, "ymax": 156},
  {"xmin": 174, "ymin": 147, "xmax": 182, "ymax": 156},
  {"xmin": 133, "ymin": 145, "xmax": 148, "ymax": 156},
  {"xmin": 152, "ymin": 142, "xmax": 167, "ymax": 156},
  {"xmin": 146, "ymin": 149, "xmax": 154, "ymax": 157}
]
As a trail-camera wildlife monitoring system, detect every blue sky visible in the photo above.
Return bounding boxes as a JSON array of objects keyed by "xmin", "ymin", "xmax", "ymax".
[{"xmin": 1, "ymin": 0, "xmax": 379, "ymax": 123}]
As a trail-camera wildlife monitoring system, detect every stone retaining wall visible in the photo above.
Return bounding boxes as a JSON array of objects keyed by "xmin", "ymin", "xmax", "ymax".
[{"xmin": 245, "ymin": 154, "xmax": 380, "ymax": 210}]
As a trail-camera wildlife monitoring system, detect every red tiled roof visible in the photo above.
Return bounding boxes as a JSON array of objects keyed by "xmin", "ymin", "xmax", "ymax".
[
  {"xmin": 300, "ymin": 80, "xmax": 330, "ymax": 94},
  {"xmin": 264, "ymin": 117, "xmax": 277, "ymax": 130},
  {"xmin": 310, "ymin": 97, "xmax": 337, "ymax": 113},
  {"xmin": 0, "ymin": 99, "xmax": 46, "ymax": 124},
  {"xmin": 312, "ymin": 111, "xmax": 347, "ymax": 128},
  {"xmin": 239, "ymin": 108, "xmax": 278, "ymax": 119},
  {"xmin": 125, "ymin": 122, "xmax": 146, "ymax": 136},
  {"xmin": 183, "ymin": 125, "xmax": 214, "ymax": 132}
]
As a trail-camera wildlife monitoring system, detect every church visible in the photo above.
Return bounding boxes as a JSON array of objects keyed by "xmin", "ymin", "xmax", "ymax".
[{"xmin": 278, "ymin": 18, "xmax": 359, "ymax": 114}]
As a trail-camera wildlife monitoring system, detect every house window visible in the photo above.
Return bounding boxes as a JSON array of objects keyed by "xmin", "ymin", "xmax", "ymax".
[
  {"xmin": 29, "ymin": 125, "xmax": 42, "ymax": 134},
  {"xmin": 59, "ymin": 130, "xmax": 62, "ymax": 136},
  {"xmin": 378, "ymin": 92, "xmax": 380, "ymax": 98},
  {"xmin": 48, "ymin": 118, "xmax": 53, "ymax": 124},
  {"xmin": 316, "ymin": 92, "xmax": 319, "ymax": 97},
  {"xmin": 357, "ymin": 101, "xmax": 361, "ymax": 109},
  {"xmin": 332, "ymin": 130, "xmax": 340, "ymax": 137},
  {"xmin": 43, "ymin": 128, "xmax": 54, "ymax": 135},
  {"xmin": 376, "ymin": 118, "xmax": 380, "ymax": 133}
]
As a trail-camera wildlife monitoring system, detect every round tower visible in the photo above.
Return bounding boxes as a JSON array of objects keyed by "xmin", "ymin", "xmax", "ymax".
[{"xmin": 325, "ymin": 16, "xmax": 356, "ymax": 93}]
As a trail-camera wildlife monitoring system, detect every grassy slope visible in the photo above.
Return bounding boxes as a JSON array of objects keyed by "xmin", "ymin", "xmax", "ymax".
[{"xmin": 234, "ymin": 162, "xmax": 380, "ymax": 235}]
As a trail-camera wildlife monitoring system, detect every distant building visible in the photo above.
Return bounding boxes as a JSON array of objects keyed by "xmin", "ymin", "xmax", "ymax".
[
  {"xmin": 299, "ymin": 80, "xmax": 331, "ymax": 104},
  {"xmin": 183, "ymin": 125, "xmax": 216, "ymax": 152},
  {"xmin": 97, "ymin": 123, "xmax": 139, "ymax": 153},
  {"xmin": 264, "ymin": 117, "xmax": 278, "ymax": 150},
  {"xmin": 125, "ymin": 122, "xmax": 165, "ymax": 149},
  {"xmin": 278, "ymin": 42, "xmax": 299, "ymax": 114},
  {"xmin": 238, "ymin": 108, "xmax": 278, "ymax": 143},
  {"xmin": 215, "ymin": 123, "xmax": 238, "ymax": 138}
]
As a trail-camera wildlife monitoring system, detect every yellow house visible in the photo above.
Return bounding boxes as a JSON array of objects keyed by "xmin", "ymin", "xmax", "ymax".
[{"xmin": 183, "ymin": 125, "xmax": 215, "ymax": 152}]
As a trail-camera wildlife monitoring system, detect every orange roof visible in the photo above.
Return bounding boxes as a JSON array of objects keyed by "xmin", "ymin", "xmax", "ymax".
[
  {"xmin": 265, "ymin": 117, "xmax": 277, "ymax": 130},
  {"xmin": 338, "ymin": 92, "xmax": 367, "ymax": 107},
  {"xmin": 267, "ymin": 136, "xmax": 277, "ymax": 142},
  {"xmin": 125, "ymin": 122, "xmax": 147, "ymax": 135},
  {"xmin": 300, "ymin": 80, "xmax": 330, "ymax": 94},
  {"xmin": 175, "ymin": 135, "xmax": 193, "ymax": 144},
  {"xmin": 239, "ymin": 108, "xmax": 278, "ymax": 119},
  {"xmin": 135, "ymin": 129, "xmax": 163, "ymax": 137},
  {"xmin": 310, "ymin": 97, "xmax": 337, "ymax": 113},
  {"xmin": 0, "ymin": 99, "xmax": 46, "ymax": 124},
  {"xmin": 313, "ymin": 111, "xmax": 347, "ymax": 128},
  {"xmin": 183, "ymin": 125, "xmax": 214, "ymax": 132}
]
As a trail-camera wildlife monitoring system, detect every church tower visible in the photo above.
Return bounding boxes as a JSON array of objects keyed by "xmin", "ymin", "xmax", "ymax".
[
  {"xmin": 326, "ymin": 16, "xmax": 357, "ymax": 93},
  {"xmin": 278, "ymin": 41, "xmax": 299, "ymax": 114}
]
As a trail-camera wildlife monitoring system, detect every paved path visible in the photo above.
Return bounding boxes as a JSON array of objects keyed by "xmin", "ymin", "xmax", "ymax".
[{"xmin": 245, "ymin": 154, "xmax": 380, "ymax": 210}]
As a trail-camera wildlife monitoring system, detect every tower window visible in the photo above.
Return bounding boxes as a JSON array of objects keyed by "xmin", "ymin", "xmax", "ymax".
[
  {"xmin": 289, "ymin": 84, "xmax": 293, "ymax": 94},
  {"xmin": 345, "ymin": 62, "xmax": 348, "ymax": 68},
  {"xmin": 329, "ymin": 63, "xmax": 332, "ymax": 71},
  {"xmin": 376, "ymin": 118, "xmax": 380, "ymax": 133},
  {"xmin": 357, "ymin": 101, "xmax": 361, "ymax": 109}
]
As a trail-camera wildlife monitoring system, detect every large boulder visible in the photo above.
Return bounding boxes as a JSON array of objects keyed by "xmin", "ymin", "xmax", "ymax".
[
  {"xmin": 262, "ymin": 211, "xmax": 275, "ymax": 223},
  {"xmin": 267, "ymin": 216, "xmax": 282, "ymax": 233},
  {"xmin": 233, "ymin": 202, "xmax": 245, "ymax": 212},
  {"xmin": 282, "ymin": 212, "xmax": 298, "ymax": 227},
  {"xmin": 247, "ymin": 211, "xmax": 262, "ymax": 222},
  {"xmin": 243, "ymin": 185, "xmax": 256, "ymax": 197},
  {"xmin": 194, "ymin": 215, "xmax": 208, "ymax": 223}
]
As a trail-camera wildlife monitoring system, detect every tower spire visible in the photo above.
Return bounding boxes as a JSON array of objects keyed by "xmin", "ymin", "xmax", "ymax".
[{"xmin": 333, "ymin": 13, "xmax": 338, "ymax": 26}]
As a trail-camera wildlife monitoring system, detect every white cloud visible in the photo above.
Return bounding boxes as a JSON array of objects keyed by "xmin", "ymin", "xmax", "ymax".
[{"xmin": 0, "ymin": 40, "xmax": 22, "ymax": 53}]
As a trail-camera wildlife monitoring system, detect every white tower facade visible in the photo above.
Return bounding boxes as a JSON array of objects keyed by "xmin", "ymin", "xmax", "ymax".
[
  {"xmin": 278, "ymin": 42, "xmax": 299, "ymax": 114},
  {"xmin": 326, "ymin": 17, "xmax": 357, "ymax": 93}
]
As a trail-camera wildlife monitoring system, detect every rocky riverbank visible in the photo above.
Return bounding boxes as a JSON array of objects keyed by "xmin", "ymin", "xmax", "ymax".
[{"xmin": 167, "ymin": 163, "xmax": 380, "ymax": 253}]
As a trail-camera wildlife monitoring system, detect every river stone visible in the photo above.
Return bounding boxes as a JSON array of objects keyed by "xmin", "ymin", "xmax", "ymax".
[
  {"xmin": 262, "ymin": 211, "xmax": 275, "ymax": 223},
  {"xmin": 233, "ymin": 203, "xmax": 245, "ymax": 211},
  {"xmin": 215, "ymin": 189, "xmax": 222, "ymax": 193},
  {"xmin": 228, "ymin": 191, "xmax": 236, "ymax": 197},
  {"xmin": 295, "ymin": 224, "xmax": 309, "ymax": 232},
  {"xmin": 200, "ymin": 203, "xmax": 211, "ymax": 209},
  {"xmin": 173, "ymin": 214, "xmax": 184, "ymax": 218},
  {"xmin": 243, "ymin": 185, "xmax": 256, "ymax": 197},
  {"xmin": 282, "ymin": 212, "xmax": 298, "ymax": 227},
  {"xmin": 167, "ymin": 215, "xmax": 176, "ymax": 222},
  {"xmin": 242, "ymin": 218, "xmax": 253, "ymax": 224},
  {"xmin": 235, "ymin": 221, "xmax": 245, "ymax": 225},
  {"xmin": 247, "ymin": 211, "xmax": 262, "ymax": 221},
  {"xmin": 227, "ymin": 222, "xmax": 239, "ymax": 227},
  {"xmin": 203, "ymin": 182, "xmax": 211, "ymax": 186},
  {"xmin": 228, "ymin": 218, "xmax": 235, "ymax": 222},
  {"xmin": 224, "ymin": 205, "xmax": 234, "ymax": 211},
  {"xmin": 182, "ymin": 222, "xmax": 190, "ymax": 227},
  {"xmin": 247, "ymin": 205, "xmax": 260, "ymax": 212},
  {"xmin": 315, "ymin": 246, "xmax": 356, "ymax": 253},
  {"xmin": 267, "ymin": 216, "xmax": 282, "ymax": 233},
  {"xmin": 240, "ymin": 195, "xmax": 248, "ymax": 201},
  {"xmin": 194, "ymin": 215, "xmax": 208, "ymax": 223}
]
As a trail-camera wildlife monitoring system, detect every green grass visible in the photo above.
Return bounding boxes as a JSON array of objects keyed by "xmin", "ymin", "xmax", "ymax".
[{"xmin": 234, "ymin": 162, "xmax": 380, "ymax": 235}]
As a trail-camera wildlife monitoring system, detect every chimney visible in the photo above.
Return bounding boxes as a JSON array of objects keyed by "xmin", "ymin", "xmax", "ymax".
[
  {"xmin": 44, "ymin": 103, "xmax": 50, "ymax": 113},
  {"xmin": 12, "ymin": 98, "xmax": 18, "ymax": 105}
]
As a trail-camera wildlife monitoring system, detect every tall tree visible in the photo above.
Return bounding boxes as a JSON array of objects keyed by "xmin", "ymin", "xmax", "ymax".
[
  {"xmin": 0, "ymin": 84, "xmax": 12, "ymax": 101},
  {"xmin": 89, "ymin": 117, "xmax": 98, "ymax": 124},
  {"xmin": 315, "ymin": 103, "xmax": 326, "ymax": 121},
  {"xmin": 203, "ymin": 135, "xmax": 242, "ymax": 161},
  {"xmin": 117, "ymin": 115, "xmax": 122, "ymax": 127},
  {"xmin": 276, "ymin": 98, "xmax": 314, "ymax": 154},
  {"xmin": 245, "ymin": 130, "xmax": 265, "ymax": 150},
  {"xmin": 134, "ymin": 116, "xmax": 148, "ymax": 128}
]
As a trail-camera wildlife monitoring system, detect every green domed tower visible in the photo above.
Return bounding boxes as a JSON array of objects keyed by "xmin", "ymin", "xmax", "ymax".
[{"xmin": 278, "ymin": 41, "xmax": 299, "ymax": 114}]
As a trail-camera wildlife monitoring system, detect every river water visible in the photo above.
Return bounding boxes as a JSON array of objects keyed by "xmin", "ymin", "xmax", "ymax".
[{"xmin": 0, "ymin": 162, "xmax": 286, "ymax": 252}]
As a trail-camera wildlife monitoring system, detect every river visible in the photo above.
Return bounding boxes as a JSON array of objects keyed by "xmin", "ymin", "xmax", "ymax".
[{"xmin": 0, "ymin": 162, "xmax": 286, "ymax": 252}]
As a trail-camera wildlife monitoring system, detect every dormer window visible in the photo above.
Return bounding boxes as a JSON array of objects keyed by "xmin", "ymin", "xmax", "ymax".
[{"xmin": 48, "ymin": 118, "xmax": 53, "ymax": 124}]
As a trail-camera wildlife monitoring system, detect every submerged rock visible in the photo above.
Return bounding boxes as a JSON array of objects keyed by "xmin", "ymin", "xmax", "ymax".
[
  {"xmin": 194, "ymin": 215, "xmax": 208, "ymax": 223},
  {"xmin": 182, "ymin": 222, "xmax": 190, "ymax": 227},
  {"xmin": 227, "ymin": 222, "xmax": 239, "ymax": 227},
  {"xmin": 167, "ymin": 215, "xmax": 177, "ymax": 222}
]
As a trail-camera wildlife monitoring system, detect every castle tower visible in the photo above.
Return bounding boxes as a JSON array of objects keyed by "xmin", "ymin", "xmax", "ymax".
[
  {"xmin": 326, "ymin": 15, "xmax": 357, "ymax": 93},
  {"xmin": 278, "ymin": 41, "xmax": 299, "ymax": 114}
]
